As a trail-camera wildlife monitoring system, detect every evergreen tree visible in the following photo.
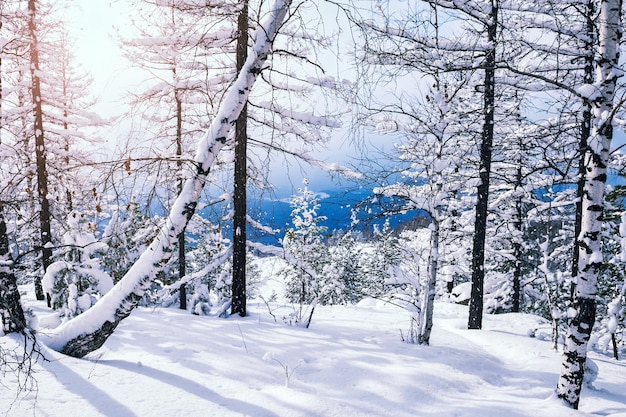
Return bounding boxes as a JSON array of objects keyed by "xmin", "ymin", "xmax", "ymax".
[
  {"xmin": 42, "ymin": 211, "xmax": 113, "ymax": 320},
  {"xmin": 187, "ymin": 224, "xmax": 233, "ymax": 317},
  {"xmin": 280, "ymin": 179, "xmax": 328, "ymax": 326},
  {"xmin": 327, "ymin": 230, "xmax": 363, "ymax": 304},
  {"xmin": 98, "ymin": 201, "xmax": 156, "ymax": 284}
]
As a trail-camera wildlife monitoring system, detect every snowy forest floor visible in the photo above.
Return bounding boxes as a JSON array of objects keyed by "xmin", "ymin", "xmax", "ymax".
[{"xmin": 2, "ymin": 285, "xmax": 626, "ymax": 416}]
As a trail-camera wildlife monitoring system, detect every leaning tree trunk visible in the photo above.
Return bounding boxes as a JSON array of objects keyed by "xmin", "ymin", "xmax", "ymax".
[
  {"xmin": 468, "ymin": 0, "xmax": 497, "ymax": 330},
  {"xmin": 556, "ymin": 0, "xmax": 622, "ymax": 409},
  {"xmin": 40, "ymin": 0, "xmax": 293, "ymax": 358}
]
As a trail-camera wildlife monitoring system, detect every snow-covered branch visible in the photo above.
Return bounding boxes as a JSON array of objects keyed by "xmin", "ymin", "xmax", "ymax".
[{"xmin": 39, "ymin": 0, "xmax": 294, "ymax": 358}]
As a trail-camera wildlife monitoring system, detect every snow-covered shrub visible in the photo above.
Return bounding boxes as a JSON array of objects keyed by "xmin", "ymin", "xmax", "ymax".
[
  {"xmin": 42, "ymin": 211, "xmax": 113, "ymax": 320},
  {"xmin": 361, "ymin": 220, "xmax": 404, "ymax": 298},
  {"xmin": 187, "ymin": 226, "xmax": 232, "ymax": 316},
  {"xmin": 183, "ymin": 223, "xmax": 262, "ymax": 317},
  {"xmin": 97, "ymin": 201, "xmax": 154, "ymax": 283},
  {"xmin": 319, "ymin": 230, "xmax": 364, "ymax": 305}
]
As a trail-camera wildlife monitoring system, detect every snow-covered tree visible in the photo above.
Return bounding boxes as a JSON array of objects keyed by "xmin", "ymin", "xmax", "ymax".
[
  {"xmin": 27, "ymin": 0, "xmax": 53, "ymax": 301},
  {"xmin": 232, "ymin": 0, "xmax": 250, "ymax": 317},
  {"xmin": 280, "ymin": 179, "xmax": 328, "ymax": 326},
  {"xmin": 119, "ymin": 0, "xmax": 237, "ymax": 310},
  {"xmin": 326, "ymin": 230, "xmax": 364, "ymax": 304},
  {"xmin": 358, "ymin": 220, "xmax": 425, "ymax": 342},
  {"xmin": 0, "ymin": 0, "xmax": 104, "ymax": 307},
  {"xmin": 97, "ymin": 202, "xmax": 154, "ymax": 284},
  {"xmin": 0, "ymin": 206, "xmax": 26, "ymax": 334},
  {"xmin": 556, "ymin": 0, "xmax": 623, "ymax": 408},
  {"xmin": 42, "ymin": 211, "xmax": 113, "ymax": 320},
  {"xmin": 595, "ymin": 188, "xmax": 626, "ymax": 358},
  {"xmin": 361, "ymin": 220, "xmax": 404, "ymax": 298},
  {"xmin": 40, "ymin": 0, "xmax": 294, "ymax": 357},
  {"xmin": 233, "ymin": 0, "xmax": 346, "ymax": 315},
  {"xmin": 186, "ymin": 224, "xmax": 233, "ymax": 316}
]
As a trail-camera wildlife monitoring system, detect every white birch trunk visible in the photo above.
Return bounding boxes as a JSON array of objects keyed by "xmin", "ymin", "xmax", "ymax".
[
  {"xmin": 40, "ymin": 0, "xmax": 293, "ymax": 357},
  {"xmin": 419, "ymin": 217, "xmax": 439, "ymax": 345},
  {"xmin": 556, "ymin": 0, "xmax": 622, "ymax": 408}
]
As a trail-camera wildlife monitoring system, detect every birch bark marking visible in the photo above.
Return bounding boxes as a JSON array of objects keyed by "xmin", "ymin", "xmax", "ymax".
[
  {"xmin": 41, "ymin": 0, "xmax": 293, "ymax": 358},
  {"xmin": 557, "ymin": 0, "xmax": 623, "ymax": 408}
]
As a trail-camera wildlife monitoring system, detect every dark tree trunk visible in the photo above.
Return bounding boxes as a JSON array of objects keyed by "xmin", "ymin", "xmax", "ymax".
[
  {"xmin": 0, "ymin": 24, "xmax": 27, "ymax": 333},
  {"xmin": 61, "ymin": 60, "xmax": 73, "ymax": 211},
  {"xmin": 178, "ymin": 232, "xmax": 186, "ymax": 310},
  {"xmin": 28, "ymin": 0, "xmax": 51, "ymax": 303},
  {"xmin": 468, "ymin": 1, "xmax": 497, "ymax": 330},
  {"xmin": 231, "ymin": 0, "xmax": 249, "ymax": 317},
  {"xmin": 512, "ymin": 190, "xmax": 522, "ymax": 312},
  {"xmin": 512, "ymin": 134, "xmax": 523, "ymax": 313},
  {"xmin": 0, "ymin": 206, "xmax": 27, "ymax": 334},
  {"xmin": 175, "ymin": 85, "xmax": 187, "ymax": 311}
]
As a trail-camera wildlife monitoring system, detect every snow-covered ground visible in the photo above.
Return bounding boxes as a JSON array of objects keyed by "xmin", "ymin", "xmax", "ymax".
[
  {"xmin": 2, "ymin": 285, "xmax": 625, "ymax": 417},
  {"xmin": 3, "ymin": 252, "xmax": 626, "ymax": 417}
]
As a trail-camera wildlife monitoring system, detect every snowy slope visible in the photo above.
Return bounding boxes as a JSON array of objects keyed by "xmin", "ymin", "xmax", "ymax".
[{"xmin": 2, "ymin": 289, "xmax": 625, "ymax": 417}]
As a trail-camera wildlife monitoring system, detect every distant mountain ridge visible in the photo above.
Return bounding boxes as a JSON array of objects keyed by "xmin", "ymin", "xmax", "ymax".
[
  {"xmin": 247, "ymin": 187, "xmax": 427, "ymax": 245},
  {"xmin": 196, "ymin": 171, "xmax": 626, "ymax": 247}
]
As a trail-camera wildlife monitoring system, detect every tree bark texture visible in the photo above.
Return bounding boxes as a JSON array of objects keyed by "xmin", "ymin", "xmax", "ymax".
[
  {"xmin": 557, "ymin": 0, "xmax": 622, "ymax": 408},
  {"xmin": 174, "ymin": 83, "xmax": 187, "ymax": 311},
  {"xmin": 419, "ymin": 218, "xmax": 439, "ymax": 344},
  {"xmin": 571, "ymin": 0, "xmax": 595, "ymax": 293},
  {"xmin": 232, "ymin": 0, "xmax": 249, "ymax": 317},
  {"xmin": 512, "ymin": 163, "xmax": 522, "ymax": 313},
  {"xmin": 468, "ymin": 0, "xmax": 497, "ymax": 330},
  {"xmin": 41, "ymin": 0, "xmax": 293, "ymax": 358},
  {"xmin": 0, "ymin": 207, "xmax": 27, "ymax": 334},
  {"xmin": 28, "ymin": 0, "xmax": 51, "ymax": 302}
]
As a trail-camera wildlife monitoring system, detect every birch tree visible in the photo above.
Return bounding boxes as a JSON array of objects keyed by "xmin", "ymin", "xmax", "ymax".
[
  {"xmin": 556, "ymin": 0, "xmax": 623, "ymax": 408},
  {"xmin": 39, "ymin": 0, "xmax": 294, "ymax": 358}
]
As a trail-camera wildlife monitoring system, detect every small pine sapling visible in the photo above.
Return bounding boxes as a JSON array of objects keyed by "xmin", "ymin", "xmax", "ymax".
[{"xmin": 262, "ymin": 351, "xmax": 303, "ymax": 388}]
